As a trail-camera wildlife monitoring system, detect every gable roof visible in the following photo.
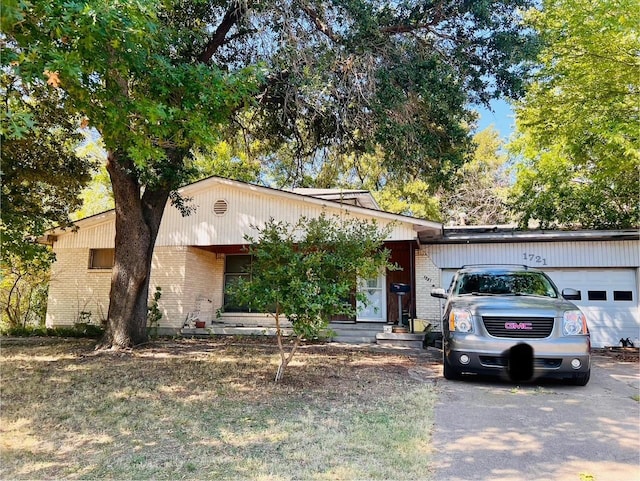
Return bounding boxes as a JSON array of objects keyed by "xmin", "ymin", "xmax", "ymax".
[{"xmin": 42, "ymin": 176, "xmax": 442, "ymax": 242}]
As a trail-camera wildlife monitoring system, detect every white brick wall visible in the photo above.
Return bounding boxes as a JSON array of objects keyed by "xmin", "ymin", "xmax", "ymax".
[
  {"xmin": 46, "ymin": 245, "xmax": 281, "ymax": 330},
  {"xmin": 149, "ymin": 246, "xmax": 188, "ymax": 329},
  {"xmin": 181, "ymin": 247, "xmax": 221, "ymax": 325},
  {"xmin": 415, "ymin": 247, "xmax": 444, "ymax": 329},
  {"xmin": 48, "ymin": 246, "xmax": 198, "ymax": 330},
  {"xmin": 46, "ymin": 248, "xmax": 112, "ymax": 327}
]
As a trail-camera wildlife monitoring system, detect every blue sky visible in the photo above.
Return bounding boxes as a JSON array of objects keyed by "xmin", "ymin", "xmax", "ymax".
[{"xmin": 473, "ymin": 99, "xmax": 516, "ymax": 140}]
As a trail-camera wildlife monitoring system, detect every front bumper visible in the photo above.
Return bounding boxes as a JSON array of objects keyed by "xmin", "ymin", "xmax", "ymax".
[{"xmin": 444, "ymin": 334, "xmax": 591, "ymax": 381}]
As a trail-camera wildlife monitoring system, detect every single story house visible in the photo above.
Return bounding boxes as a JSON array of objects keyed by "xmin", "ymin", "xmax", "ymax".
[{"xmin": 42, "ymin": 176, "xmax": 639, "ymax": 348}]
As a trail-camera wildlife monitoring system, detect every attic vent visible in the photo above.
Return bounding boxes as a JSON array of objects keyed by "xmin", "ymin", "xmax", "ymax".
[{"xmin": 213, "ymin": 199, "xmax": 228, "ymax": 216}]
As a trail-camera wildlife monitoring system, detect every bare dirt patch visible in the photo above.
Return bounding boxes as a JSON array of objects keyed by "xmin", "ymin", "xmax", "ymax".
[{"xmin": 592, "ymin": 347, "xmax": 639, "ymax": 363}]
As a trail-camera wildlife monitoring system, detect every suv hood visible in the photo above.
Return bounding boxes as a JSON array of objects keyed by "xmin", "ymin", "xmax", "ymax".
[{"xmin": 451, "ymin": 295, "xmax": 579, "ymax": 318}]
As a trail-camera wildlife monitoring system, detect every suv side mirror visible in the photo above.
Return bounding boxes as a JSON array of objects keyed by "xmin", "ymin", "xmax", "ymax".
[
  {"xmin": 430, "ymin": 288, "xmax": 448, "ymax": 299},
  {"xmin": 562, "ymin": 288, "xmax": 581, "ymax": 300}
]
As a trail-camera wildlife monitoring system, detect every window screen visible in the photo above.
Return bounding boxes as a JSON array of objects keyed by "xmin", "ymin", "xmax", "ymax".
[
  {"xmin": 89, "ymin": 249, "xmax": 115, "ymax": 269},
  {"xmin": 224, "ymin": 255, "xmax": 252, "ymax": 312}
]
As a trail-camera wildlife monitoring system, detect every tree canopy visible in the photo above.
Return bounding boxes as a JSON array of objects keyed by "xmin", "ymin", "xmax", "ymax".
[
  {"xmin": 508, "ymin": 0, "xmax": 639, "ymax": 229},
  {"xmin": 1, "ymin": 70, "xmax": 94, "ymax": 262},
  {"xmin": 3, "ymin": 0, "xmax": 536, "ymax": 348},
  {"xmin": 440, "ymin": 126, "xmax": 512, "ymax": 225}
]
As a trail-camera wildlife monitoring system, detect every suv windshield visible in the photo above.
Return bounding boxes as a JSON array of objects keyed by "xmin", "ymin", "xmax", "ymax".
[{"xmin": 454, "ymin": 272, "xmax": 558, "ymax": 298}]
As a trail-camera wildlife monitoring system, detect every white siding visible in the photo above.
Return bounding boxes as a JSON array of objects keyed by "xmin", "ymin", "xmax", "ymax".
[
  {"xmin": 426, "ymin": 240, "xmax": 639, "ymax": 269},
  {"xmin": 55, "ymin": 220, "xmax": 115, "ymax": 249},
  {"xmin": 156, "ymin": 184, "xmax": 416, "ymax": 246},
  {"xmin": 52, "ymin": 184, "xmax": 420, "ymax": 250}
]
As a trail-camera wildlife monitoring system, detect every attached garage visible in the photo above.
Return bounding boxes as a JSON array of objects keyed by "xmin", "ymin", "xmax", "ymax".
[
  {"xmin": 416, "ymin": 228, "xmax": 640, "ymax": 348},
  {"xmin": 545, "ymin": 268, "xmax": 638, "ymax": 348}
]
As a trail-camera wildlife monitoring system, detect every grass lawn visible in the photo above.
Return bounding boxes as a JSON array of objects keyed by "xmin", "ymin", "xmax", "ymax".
[{"xmin": 0, "ymin": 337, "xmax": 439, "ymax": 480}]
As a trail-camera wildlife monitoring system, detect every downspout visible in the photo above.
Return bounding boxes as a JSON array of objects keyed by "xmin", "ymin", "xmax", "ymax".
[{"xmin": 410, "ymin": 239, "xmax": 416, "ymax": 328}]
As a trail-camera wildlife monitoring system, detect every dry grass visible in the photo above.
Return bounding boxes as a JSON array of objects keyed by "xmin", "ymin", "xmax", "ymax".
[{"xmin": 0, "ymin": 337, "xmax": 439, "ymax": 480}]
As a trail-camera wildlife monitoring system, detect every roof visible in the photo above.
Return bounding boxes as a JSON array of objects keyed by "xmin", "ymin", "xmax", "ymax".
[
  {"xmin": 428, "ymin": 225, "xmax": 640, "ymax": 244},
  {"xmin": 289, "ymin": 188, "xmax": 380, "ymax": 210}
]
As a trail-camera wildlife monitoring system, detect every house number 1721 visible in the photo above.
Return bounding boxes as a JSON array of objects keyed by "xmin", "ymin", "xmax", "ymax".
[{"xmin": 523, "ymin": 253, "xmax": 547, "ymax": 265}]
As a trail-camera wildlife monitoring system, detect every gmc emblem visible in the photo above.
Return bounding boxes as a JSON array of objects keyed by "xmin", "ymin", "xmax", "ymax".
[{"xmin": 505, "ymin": 322, "xmax": 533, "ymax": 330}]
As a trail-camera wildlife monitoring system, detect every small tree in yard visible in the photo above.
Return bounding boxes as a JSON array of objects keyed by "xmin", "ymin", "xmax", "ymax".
[{"xmin": 227, "ymin": 213, "xmax": 395, "ymax": 382}]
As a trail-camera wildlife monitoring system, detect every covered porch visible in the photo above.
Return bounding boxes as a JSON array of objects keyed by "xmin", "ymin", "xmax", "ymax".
[{"xmin": 178, "ymin": 240, "xmax": 431, "ymax": 345}]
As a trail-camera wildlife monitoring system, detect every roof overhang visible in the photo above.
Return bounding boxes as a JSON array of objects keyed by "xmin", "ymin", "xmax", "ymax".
[{"xmin": 430, "ymin": 226, "xmax": 640, "ymax": 244}]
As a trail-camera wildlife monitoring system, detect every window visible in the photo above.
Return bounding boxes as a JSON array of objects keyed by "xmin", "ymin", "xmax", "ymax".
[
  {"xmin": 587, "ymin": 290, "xmax": 607, "ymax": 301},
  {"xmin": 455, "ymin": 272, "xmax": 557, "ymax": 298},
  {"xmin": 614, "ymin": 291, "xmax": 633, "ymax": 301},
  {"xmin": 357, "ymin": 274, "xmax": 386, "ymax": 321},
  {"xmin": 223, "ymin": 255, "xmax": 252, "ymax": 312},
  {"xmin": 89, "ymin": 249, "xmax": 115, "ymax": 269}
]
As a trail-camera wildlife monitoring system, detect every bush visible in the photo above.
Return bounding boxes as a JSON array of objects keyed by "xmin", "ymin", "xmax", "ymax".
[{"xmin": 0, "ymin": 323, "xmax": 105, "ymax": 339}]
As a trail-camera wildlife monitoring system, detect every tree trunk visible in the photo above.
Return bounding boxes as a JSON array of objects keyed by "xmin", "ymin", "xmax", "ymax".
[{"xmin": 97, "ymin": 152, "xmax": 170, "ymax": 349}]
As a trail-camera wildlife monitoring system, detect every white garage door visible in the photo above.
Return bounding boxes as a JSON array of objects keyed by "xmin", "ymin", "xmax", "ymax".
[{"xmin": 546, "ymin": 268, "xmax": 639, "ymax": 348}]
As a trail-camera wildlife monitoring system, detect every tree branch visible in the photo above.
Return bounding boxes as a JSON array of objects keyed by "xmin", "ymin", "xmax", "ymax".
[
  {"xmin": 198, "ymin": 1, "xmax": 248, "ymax": 63},
  {"xmin": 298, "ymin": 2, "xmax": 338, "ymax": 43}
]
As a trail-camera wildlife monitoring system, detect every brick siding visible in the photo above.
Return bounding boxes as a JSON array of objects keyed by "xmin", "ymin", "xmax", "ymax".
[{"xmin": 415, "ymin": 247, "xmax": 444, "ymax": 330}]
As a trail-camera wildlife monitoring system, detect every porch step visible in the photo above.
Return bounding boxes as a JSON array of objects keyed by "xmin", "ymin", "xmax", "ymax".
[
  {"xmin": 180, "ymin": 328, "xmax": 212, "ymax": 338},
  {"xmin": 182, "ymin": 322, "xmax": 386, "ymax": 344},
  {"xmin": 328, "ymin": 322, "xmax": 383, "ymax": 344},
  {"xmin": 375, "ymin": 332, "xmax": 426, "ymax": 349},
  {"xmin": 209, "ymin": 326, "xmax": 294, "ymax": 337}
]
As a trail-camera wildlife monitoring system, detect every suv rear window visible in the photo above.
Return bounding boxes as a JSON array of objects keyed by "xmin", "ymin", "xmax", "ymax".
[{"xmin": 454, "ymin": 272, "xmax": 558, "ymax": 298}]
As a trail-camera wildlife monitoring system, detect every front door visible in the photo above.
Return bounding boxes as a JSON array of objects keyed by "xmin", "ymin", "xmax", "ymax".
[{"xmin": 357, "ymin": 273, "xmax": 387, "ymax": 322}]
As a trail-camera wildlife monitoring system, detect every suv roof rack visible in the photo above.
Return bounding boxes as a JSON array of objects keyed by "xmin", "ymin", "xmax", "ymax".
[{"xmin": 460, "ymin": 264, "xmax": 530, "ymax": 270}]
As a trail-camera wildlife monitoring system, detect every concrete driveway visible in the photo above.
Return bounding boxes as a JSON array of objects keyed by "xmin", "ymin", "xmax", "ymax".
[{"xmin": 429, "ymin": 353, "xmax": 640, "ymax": 481}]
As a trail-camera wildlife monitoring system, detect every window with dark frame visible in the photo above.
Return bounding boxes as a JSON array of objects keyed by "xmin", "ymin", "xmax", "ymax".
[
  {"xmin": 89, "ymin": 248, "xmax": 115, "ymax": 269},
  {"xmin": 587, "ymin": 290, "xmax": 607, "ymax": 301},
  {"xmin": 223, "ymin": 254, "xmax": 252, "ymax": 312},
  {"xmin": 613, "ymin": 291, "xmax": 633, "ymax": 301}
]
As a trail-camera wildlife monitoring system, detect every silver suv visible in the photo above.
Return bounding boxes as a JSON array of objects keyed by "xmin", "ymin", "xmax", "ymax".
[{"xmin": 431, "ymin": 265, "xmax": 591, "ymax": 385}]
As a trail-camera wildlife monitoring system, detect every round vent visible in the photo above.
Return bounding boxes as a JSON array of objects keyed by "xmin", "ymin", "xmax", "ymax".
[{"xmin": 213, "ymin": 199, "xmax": 228, "ymax": 216}]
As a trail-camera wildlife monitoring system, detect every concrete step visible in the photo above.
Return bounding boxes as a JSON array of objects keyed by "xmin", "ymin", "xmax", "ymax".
[
  {"xmin": 182, "ymin": 322, "xmax": 386, "ymax": 344},
  {"xmin": 208, "ymin": 326, "xmax": 294, "ymax": 337},
  {"xmin": 180, "ymin": 328, "xmax": 212, "ymax": 338},
  {"xmin": 325, "ymin": 322, "xmax": 385, "ymax": 343},
  {"xmin": 375, "ymin": 332, "xmax": 426, "ymax": 349}
]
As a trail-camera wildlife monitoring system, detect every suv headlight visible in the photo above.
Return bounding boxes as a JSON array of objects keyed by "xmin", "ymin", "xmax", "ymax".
[
  {"xmin": 563, "ymin": 310, "xmax": 588, "ymax": 336},
  {"xmin": 449, "ymin": 309, "xmax": 474, "ymax": 333}
]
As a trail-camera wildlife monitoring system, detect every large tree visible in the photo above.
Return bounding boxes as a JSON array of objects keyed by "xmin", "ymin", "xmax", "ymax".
[
  {"xmin": 1, "ymin": 68, "xmax": 94, "ymax": 329},
  {"xmin": 3, "ymin": 0, "xmax": 535, "ymax": 348},
  {"xmin": 508, "ymin": 0, "xmax": 639, "ymax": 229}
]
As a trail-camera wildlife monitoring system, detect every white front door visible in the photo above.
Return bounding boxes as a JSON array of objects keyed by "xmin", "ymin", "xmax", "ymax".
[{"xmin": 357, "ymin": 274, "xmax": 387, "ymax": 322}]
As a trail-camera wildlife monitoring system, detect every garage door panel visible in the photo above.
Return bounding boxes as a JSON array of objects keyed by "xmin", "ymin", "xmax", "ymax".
[
  {"xmin": 590, "ymin": 327, "xmax": 639, "ymax": 348},
  {"xmin": 546, "ymin": 268, "xmax": 639, "ymax": 348}
]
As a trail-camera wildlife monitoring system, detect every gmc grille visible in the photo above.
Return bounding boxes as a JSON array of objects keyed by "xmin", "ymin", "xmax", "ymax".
[
  {"xmin": 482, "ymin": 316, "xmax": 554, "ymax": 339},
  {"xmin": 479, "ymin": 356, "xmax": 562, "ymax": 369}
]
